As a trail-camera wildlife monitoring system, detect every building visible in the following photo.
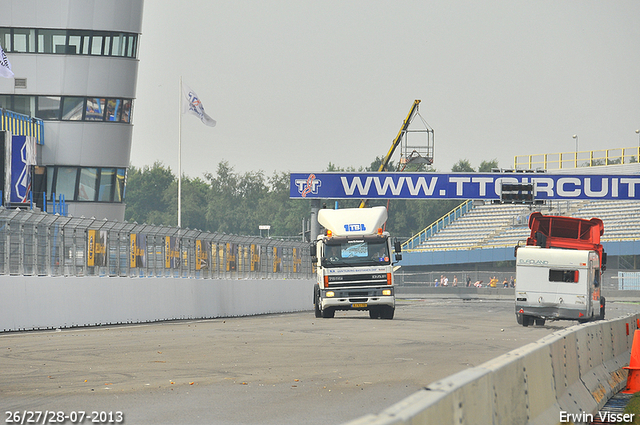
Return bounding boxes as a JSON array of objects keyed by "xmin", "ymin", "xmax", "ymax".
[{"xmin": 0, "ymin": 0, "xmax": 144, "ymax": 220}]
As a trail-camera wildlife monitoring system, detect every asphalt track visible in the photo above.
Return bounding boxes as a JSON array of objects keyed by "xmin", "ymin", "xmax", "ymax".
[{"xmin": 3, "ymin": 297, "xmax": 640, "ymax": 425}]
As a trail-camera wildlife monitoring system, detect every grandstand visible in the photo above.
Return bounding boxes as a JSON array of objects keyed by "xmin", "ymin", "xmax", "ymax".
[{"xmin": 406, "ymin": 199, "xmax": 640, "ymax": 252}]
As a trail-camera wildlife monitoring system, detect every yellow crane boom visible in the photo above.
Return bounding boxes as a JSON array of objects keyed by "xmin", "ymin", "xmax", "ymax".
[{"xmin": 359, "ymin": 100, "xmax": 421, "ymax": 208}]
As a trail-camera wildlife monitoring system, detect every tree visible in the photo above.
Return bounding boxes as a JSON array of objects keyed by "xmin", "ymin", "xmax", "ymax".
[
  {"xmin": 124, "ymin": 157, "xmax": 499, "ymax": 239},
  {"xmin": 368, "ymin": 156, "xmax": 396, "ymax": 172},
  {"xmin": 124, "ymin": 162, "xmax": 175, "ymax": 224},
  {"xmin": 478, "ymin": 159, "xmax": 499, "ymax": 172},
  {"xmin": 451, "ymin": 159, "xmax": 475, "ymax": 172}
]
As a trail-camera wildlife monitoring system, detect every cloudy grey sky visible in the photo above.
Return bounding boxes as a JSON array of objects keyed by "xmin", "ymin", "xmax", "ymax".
[{"xmin": 130, "ymin": 0, "xmax": 640, "ymax": 178}]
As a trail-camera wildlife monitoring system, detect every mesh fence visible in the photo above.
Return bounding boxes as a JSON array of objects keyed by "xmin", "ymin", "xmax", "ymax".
[{"xmin": 0, "ymin": 208, "xmax": 312, "ymax": 279}]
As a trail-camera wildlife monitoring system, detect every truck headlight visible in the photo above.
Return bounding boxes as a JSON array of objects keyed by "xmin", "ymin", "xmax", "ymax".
[
  {"xmin": 382, "ymin": 289, "xmax": 392, "ymax": 296},
  {"xmin": 326, "ymin": 291, "xmax": 335, "ymax": 298}
]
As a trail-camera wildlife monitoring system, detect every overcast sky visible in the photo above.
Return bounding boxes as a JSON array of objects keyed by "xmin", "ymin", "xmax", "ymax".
[{"xmin": 130, "ymin": 0, "xmax": 640, "ymax": 179}]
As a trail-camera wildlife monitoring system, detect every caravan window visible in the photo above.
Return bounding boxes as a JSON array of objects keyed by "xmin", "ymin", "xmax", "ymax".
[{"xmin": 549, "ymin": 269, "xmax": 579, "ymax": 283}]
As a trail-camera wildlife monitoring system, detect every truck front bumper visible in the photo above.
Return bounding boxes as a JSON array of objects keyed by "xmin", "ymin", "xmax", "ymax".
[{"xmin": 321, "ymin": 287, "xmax": 394, "ymax": 311}]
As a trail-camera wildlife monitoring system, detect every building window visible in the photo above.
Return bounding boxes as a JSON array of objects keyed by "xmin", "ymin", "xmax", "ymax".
[
  {"xmin": 106, "ymin": 99, "xmax": 121, "ymax": 122},
  {"xmin": 115, "ymin": 169, "xmax": 126, "ymax": 202},
  {"xmin": 12, "ymin": 96, "xmax": 34, "ymax": 116},
  {"xmin": 13, "ymin": 28, "xmax": 36, "ymax": 53},
  {"xmin": 47, "ymin": 166, "xmax": 127, "ymax": 203},
  {"xmin": 111, "ymin": 33, "xmax": 125, "ymax": 57},
  {"xmin": 55, "ymin": 167, "xmax": 79, "ymax": 200},
  {"xmin": 90, "ymin": 34, "xmax": 103, "ymax": 55},
  {"xmin": 61, "ymin": 97, "xmax": 84, "ymax": 121},
  {"xmin": 121, "ymin": 100, "xmax": 132, "ymax": 123},
  {"xmin": 98, "ymin": 168, "xmax": 116, "ymax": 202},
  {"xmin": 126, "ymin": 35, "xmax": 137, "ymax": 57},
  {"xmin": 37, "ymin": 29, "xmax": 68, "ymax": 54},
  {"xmin": 0, "ymin": 27, "xmax": 138, "ymax": 58},
  {"xmin": 36, "ymin": 96, "xmax": 61, "ymax": 120},
  {"xmin": 0, "ymin": 28, "xmax": 10, "ymax": 51},
  {"xmin": 68, "ymin": 32, "xmax": 84, "ymax": 55},
  {"xmin": 85, "ymin": 98, "xmax": 106, "ymax": 121},
  {"xmin": 78, "ymin": 168, "xmax": 98, "ymax": 201},
  {"xmin": 1, "ymin": 95, "xmax": 133, "ymax": 124}
]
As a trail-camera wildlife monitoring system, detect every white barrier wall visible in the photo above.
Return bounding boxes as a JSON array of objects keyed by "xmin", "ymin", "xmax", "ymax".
[
  {"xmin": 0, "ymin": 276, "xmax": 315, "ymax": 331},
  {"xmin": 346, "ymin": 314, "xmax": 638, "ymax": 425}
]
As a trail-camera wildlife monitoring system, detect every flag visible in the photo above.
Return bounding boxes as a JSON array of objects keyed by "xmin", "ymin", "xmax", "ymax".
[
  {"xmin": 182, "ymin": 83, "xmax": 216, "ymax": 127},
  {"xmin": 0, "ymin": 44, "xmax": 14, "ymax": 78}
]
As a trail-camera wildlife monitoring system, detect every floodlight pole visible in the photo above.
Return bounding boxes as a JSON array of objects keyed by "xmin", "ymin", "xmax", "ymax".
[{"xmin": 178, "ymin": 76, "xmax": 183, "ymax": 228}]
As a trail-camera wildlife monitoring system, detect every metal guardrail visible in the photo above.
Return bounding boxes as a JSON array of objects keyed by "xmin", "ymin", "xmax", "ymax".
[
  {"xmin": 1, "ymin": 108, "xmax": 44, "ymax": 145},
  {"xmin": 514, "ymin": 146, "xmax": 640, "ymax": 170},
  {"xmin": 0, "ymin": 208, "xmax": 312, "ymax": 279},
  {"xmin": 402, "ymin": 200, "xmax": 473, "ymax": 250}
]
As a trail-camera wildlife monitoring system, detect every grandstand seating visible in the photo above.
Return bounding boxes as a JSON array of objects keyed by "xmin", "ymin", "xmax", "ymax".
[{"xmin": 407, "ymin": 199, "xmax": 640, "ymax": 251}]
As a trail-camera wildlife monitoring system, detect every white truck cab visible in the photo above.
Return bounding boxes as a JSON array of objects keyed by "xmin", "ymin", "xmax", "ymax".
[{"xmin": 310, "ymin": 206, "xmax": 402, "ymax": 319}]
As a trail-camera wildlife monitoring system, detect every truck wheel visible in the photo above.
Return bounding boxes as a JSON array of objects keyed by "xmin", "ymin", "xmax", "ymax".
[
  {"xmin": 314, "ymin": 289, "xmax": 322, "ymax": 318},
  {"xmin": 322, "ymin": 307, "xmax": 335, "ymax": 318},
  {"xmin": 369, "ymin": 307, "xmax": 381, "ymax": 319},
  {"xmin": 599, "ymin": 296, "xmax": 606, "ymax": 320},
  {"xmin": 381, "ymin": 306, "xmax": 395, "ymax": 320}
]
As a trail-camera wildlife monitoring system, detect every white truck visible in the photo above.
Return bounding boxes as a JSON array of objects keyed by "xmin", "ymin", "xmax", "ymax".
[
  {"xmin": 515, "ymin": 212, "xmax": 606, "ymax": 327},
  {"xmin": 310, "ymin": 206, "xmax": 402, "ymax": 319}
]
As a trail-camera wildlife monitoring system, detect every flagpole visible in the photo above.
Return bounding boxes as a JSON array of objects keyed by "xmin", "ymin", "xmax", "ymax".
[{"xmin": 178, "ymin": 76, "xmax": 182, "ymax": 228}]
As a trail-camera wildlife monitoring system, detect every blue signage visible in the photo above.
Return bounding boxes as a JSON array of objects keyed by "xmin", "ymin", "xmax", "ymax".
[
  {"xmin": 290, "ymin": 172, "xmax": 640, "ymax": 200},
  {"xmin": 10, "ymin": 135, "xmax": 31, "ymax": 203}
]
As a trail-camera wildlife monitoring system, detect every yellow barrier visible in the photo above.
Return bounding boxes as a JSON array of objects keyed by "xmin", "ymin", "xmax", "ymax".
[
  {"xmin": 514, "ymin": 146, "xmax": 640, "ymax": 170},
  {"xmin": 0, "ymin": 108, "xmax": 44, "ymax": 145}
]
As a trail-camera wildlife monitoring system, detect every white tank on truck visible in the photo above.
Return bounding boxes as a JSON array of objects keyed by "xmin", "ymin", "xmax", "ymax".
[{"xmin": 310, "ymin": 206, "xmax": 403, "ymax": 319}]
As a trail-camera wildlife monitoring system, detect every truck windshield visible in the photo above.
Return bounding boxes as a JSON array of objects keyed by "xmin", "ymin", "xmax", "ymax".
[{"xmin": 322, "ymin": 238, "xmax": 390, "ymax": 267}]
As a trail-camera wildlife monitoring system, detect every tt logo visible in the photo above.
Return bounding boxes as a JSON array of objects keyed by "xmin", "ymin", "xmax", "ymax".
[{"xmin": 295, "ymin": 174, "xmax": 322, "ymax": 197}]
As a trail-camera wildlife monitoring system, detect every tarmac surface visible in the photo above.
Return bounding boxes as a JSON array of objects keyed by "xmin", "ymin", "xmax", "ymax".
[{"xmin": 3, "ymin": 297, "xmax": 640, "ymax": 425}]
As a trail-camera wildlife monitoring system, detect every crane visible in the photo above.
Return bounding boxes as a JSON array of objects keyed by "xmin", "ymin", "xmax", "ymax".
[{"xmin": 359, "ymin": 100, "xmax": 433, "ymax": 208}]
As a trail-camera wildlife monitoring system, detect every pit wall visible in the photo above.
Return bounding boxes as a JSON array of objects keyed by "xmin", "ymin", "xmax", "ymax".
[
  {"xmin": 346, "ymin": 314, "xmax": 639, "ymax": 425},
  {"xmin": 0, "ymin": 276, "xmax": 315, "ymax": 332}
]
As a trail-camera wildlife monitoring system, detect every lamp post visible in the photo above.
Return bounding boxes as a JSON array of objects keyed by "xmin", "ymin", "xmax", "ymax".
[
  {"xmin": 572, "ymin": 134, "xmax": 578, "ymax": 167},
  {"xmin": 636, "ymin": 129, "xmax": 639, "ymax": 146}
]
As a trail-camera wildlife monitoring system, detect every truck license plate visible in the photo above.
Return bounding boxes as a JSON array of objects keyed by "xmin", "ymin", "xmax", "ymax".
[{"xmin": 352, "ymin": 303, "xmax": 367, "ymax": 308}]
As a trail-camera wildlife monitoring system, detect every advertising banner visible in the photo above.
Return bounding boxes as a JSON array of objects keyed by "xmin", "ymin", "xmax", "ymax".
[
  {"xmin": 164, "ymin": 236, "xmax": 180, "ymax": 269},
  {"xmin": 130, "ymin": 233, "xmax": 147, "ymax": 268},
  {"xmin": 211, "ymin": 243, "xmax": 218, "ymax": 272},
  {"xmin": 10, "ymin": 135, "xmax": 35, "ymax": 203},
  {"xmin": 250, "ymin": 244, "xmax": 260, "ymax": 272},
  {"xmin": 226, "ymin": 243, "xmax": 237, "ymax": 272},
  {"xmin": 195, "ymin": 240, "xmax": 210, "ymax": 271},
  {"xmin": 290, "ymin": 172, "xmax": 640, "ymax": 200},
  {"xmin": 87, "ymin": 229, "xmax": 107, "ymax": 267},
  {"xmin": 293, "ymin": 247, "xmax": 301, "ymax": 273},
  {"xmin": 273, "ymin": 247, "xmax": 282, "ymax": 273}
]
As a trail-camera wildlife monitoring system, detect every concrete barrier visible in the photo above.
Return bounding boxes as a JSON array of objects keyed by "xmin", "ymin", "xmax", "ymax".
[
  {"xmin": 345, "ymin": 314, "xmax": 640, "ymax": 425},
  {"xmin": 0, "ymin": 275, "xmax": 315, "ymax": 331}
]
